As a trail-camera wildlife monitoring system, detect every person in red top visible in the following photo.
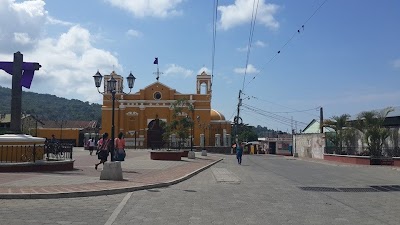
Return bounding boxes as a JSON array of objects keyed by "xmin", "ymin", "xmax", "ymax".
[{"xmin": 115, "ymin": 132, "xmax": 126, "ymax": 161}]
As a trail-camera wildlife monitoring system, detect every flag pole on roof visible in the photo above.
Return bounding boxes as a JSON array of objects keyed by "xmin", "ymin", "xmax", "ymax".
[{"xmin": 153, "ymin": 57, "xmax": 163, "ymax": 81}]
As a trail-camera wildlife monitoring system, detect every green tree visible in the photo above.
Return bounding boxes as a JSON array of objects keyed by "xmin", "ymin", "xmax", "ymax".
[
  {"xmin": 323, "ymin": 114, "xmax": 350, "ymax": 154},
  {"xmin": 237, "ymin": 125, "xmax": 258, "ymax": 143},
  {"xmin": 163, "ymin": 98, "xmax": 194, "ymax": 149},
  {"xmin": 354, "ymin": 107, "xmax": 393, "ymax": 157}
]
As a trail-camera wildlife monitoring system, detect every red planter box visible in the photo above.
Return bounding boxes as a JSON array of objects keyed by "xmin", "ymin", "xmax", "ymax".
[{"xmin": 150, "ymin": 151, "xmax": 182, "ymax": 161}]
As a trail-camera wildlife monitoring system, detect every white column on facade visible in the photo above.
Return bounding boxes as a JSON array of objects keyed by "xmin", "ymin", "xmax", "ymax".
[
  {"xmin": 200, "ymin": 134, "xmax": 205, "ymax": 148},
  {"xmin": 215, "ymin": 134, "xmax": 221, "ymax": 147},
  {"xmin": 226, "ymin": 134, "xmax": 231, "ymax": 147},
  {"xmin": 223, "ymin": 129, "xmax": 227, "ymax": 146}
]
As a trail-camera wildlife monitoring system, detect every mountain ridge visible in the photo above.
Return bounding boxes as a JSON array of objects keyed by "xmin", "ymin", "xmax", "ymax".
[{"xmin": 0, "ymin": 86, "xmax": 101, "ymax": 122}]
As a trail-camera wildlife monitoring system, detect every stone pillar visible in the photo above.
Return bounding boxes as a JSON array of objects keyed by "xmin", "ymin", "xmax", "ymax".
[{"xmin": 11, "ymin": 52, "xmax": 23, "ymax": 133}]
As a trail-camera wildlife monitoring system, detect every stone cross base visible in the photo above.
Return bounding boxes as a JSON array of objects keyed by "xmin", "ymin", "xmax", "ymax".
[{"xmin": 100, "ymin": 161, "xmax": 123, "ymax": 181}]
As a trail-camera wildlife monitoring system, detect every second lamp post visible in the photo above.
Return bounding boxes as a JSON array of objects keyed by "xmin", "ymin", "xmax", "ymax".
[{"xmin": 93, "ymin": 71, "xmax": 136, "ymax": 161}]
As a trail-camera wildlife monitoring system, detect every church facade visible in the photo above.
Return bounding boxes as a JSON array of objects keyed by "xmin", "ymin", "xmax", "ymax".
[{"xmin": 100, "ymin": 71, "xmax": 232, "ymax": 149}]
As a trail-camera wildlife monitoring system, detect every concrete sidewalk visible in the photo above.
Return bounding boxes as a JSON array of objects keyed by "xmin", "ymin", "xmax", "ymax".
[{"xmin": 0, "ymin": 148, "xmax": 222, "ymax": 199}]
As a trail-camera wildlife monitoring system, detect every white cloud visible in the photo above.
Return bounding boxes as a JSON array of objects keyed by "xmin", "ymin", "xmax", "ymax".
[
  {"xmin": 14, "ymin": 33, "xmax": 32, "ymax": 45},
  {"xmin": 255, "ymin": 40, "xmax": 267, "ymax": 47},
  {"xmin": 0, "ymin": 25, "xmax": 121, "ymax": 103},
  {"xmin": 234, "ymin": 64, "xmax": 259, "ymax": 74},
  {"xmin": 46, "ymin": 16, "xmax": 74, "ymax": 26},
  {"xmin": 236, "ymin": 40, "xmax": 267, "ymax": 52},
  {"xmin": 105, "ymin": 0, "xmax": 183, "ymax": 18},
  {"xmin": 164, "ymin": 64, "xmax": 194, "ymax": 78},
  {"xmin": 0, "ymin": 0, "xmax": 47, "ymax": 52},
  {"xmin": 393, "ymin": 58, "xmax": 400, "ymax": 69},
  {"xmin": 236, "ymin": 46, "xmax": 249, "ymax": 52},
  {"xmin": 126, "ymin": 29, "xmax": 142, "ymax": 38},
  {"xmin": 218, "ymin": 0, "xmax": 279, "ymax": 30}
]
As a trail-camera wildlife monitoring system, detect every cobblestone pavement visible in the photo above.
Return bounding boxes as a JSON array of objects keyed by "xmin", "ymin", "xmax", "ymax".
[
  {"xmin": 1, "ymin": 154, "xmax": 400, "ymax": 225},
  {"xmin": 0, "ymin": 148, "xmax": 221, "ymax": 198}
]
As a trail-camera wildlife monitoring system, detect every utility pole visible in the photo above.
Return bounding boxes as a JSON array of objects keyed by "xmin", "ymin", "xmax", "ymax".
[
  {"xmin": 233, "ymin": 90, "xmax": 242, "ymax": 145},
  {"xmin": 320, "ymin": 107, "xmax": 324, "ymax": 133}
]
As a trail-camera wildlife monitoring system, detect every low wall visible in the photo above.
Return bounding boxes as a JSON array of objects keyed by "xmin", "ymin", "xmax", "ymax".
[
  {"xmin": 324, "ymin": 154, "xmax": 370, "ymax": 165},
  {"xmin": 293, "ymin": 134, "xmax": 325, "ymax": 159},
  {"xmin": 194, "ymin": 146, "xmax": 231, "ymax": 154},
  {"xmin": 0, "ymin": 160, "xmax": 75, "ymax": 172},
  {"xmin": 394, "ymin": 157, "xmax": 400, "ymax": 167}
]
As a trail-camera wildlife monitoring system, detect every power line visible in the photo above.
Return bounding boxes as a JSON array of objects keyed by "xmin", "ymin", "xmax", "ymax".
[
  {"xmin": 244, "ymin": 0, "xmax": 329, "ymax": 89},
  {"xmin": 210, "ymin": 0, "xmax": 219, "ymax": 93},
  {"xmin": 242, "ymin": 103, "xmax": 308, "ymax": 125},
  {"xmin": 241, "ymin": 0, "xmax": 260, "ymax": 91},
  {"xmin": 241, "ymin": 108, "xmax": 290, "ymax": 128},
  {"xmin": 242, "ymin": 108, "xmax": 293, "ymax": 127},
  {"xmin": 241, "ymin": 92, "xmax": 320, "ymax": 118}
]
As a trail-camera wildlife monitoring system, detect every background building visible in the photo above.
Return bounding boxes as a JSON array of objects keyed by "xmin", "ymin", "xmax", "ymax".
[{"xmin": 100, "ymin": 71, "xmax": 232, "ymax": 149}]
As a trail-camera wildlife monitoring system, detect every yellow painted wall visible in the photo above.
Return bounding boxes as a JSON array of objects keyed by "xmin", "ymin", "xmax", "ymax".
[{"xmin": 37, "ymin": 128, "xmax": 80, "ymax": 145}]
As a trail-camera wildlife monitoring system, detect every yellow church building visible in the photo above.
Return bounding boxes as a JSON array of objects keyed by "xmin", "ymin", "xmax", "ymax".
[{"xmin": 100, "ymin": 71, "xmax": 232, "ymax": 149}]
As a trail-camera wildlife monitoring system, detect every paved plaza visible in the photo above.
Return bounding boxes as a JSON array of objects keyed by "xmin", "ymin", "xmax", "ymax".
[
  {"xmin": 0, "ymin": 148, "xmax": 221, "ymax": 198},
  {"xmin": 1, "ymin": 151, "xmax": 400, "ymax": 225}
]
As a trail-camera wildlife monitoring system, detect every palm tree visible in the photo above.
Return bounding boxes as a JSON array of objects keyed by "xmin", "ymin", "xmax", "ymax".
[
  {"xmin": 354, "ymin": 107, "xmax": 393, "ymax": 157},
  {"xmin": 323, "ymin": 114, "xmax": 350, "ymax": 154}
]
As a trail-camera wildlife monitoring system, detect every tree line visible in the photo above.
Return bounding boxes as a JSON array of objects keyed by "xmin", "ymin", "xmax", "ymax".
[{"xmin": 0, "ymin": 86, "xmax": 101, "ymax": 122}]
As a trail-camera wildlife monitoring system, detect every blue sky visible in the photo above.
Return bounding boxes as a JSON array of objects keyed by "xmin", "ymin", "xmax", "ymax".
[{"xmin": 0, "ymin": 0, "xmax": 399, "ymax": 132}]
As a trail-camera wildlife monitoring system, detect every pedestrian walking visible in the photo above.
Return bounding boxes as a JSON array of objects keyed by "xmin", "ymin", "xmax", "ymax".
[
  {"xmin": 88, "ymin": 138, "xmax": 95, "ymax": 155},
  {"xmin": 114, "ymin": 132, "xmax": 126, "ymax": 161},
  {"xmin": 95, "ymin": 133, "xmax": 110, "ymax": 170},
  {"xmin": 236, "ymin": 142, "xmax": 243, "ymax": 165}
]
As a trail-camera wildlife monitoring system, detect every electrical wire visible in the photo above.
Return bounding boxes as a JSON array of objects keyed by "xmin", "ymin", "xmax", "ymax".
[
  {"xmin": 242, "ymin": 108, "xmax": 293, "ymax": 127},
  {"xmin": 242, "ymin": 103, "xmax": 308, "ymax": 125},
  {"xmin": 244, "ymin": 0, "xmax": 329, "ymax": 89},
  {"xmin": 241, "ymin": 0, "xmax": 260, "ymax": 91},
  {"xmin": 241, "ymin": 92, "xmax": 320, "ymax": 118},
  {"xmin": 241, "ymin": 109, "xmax": 288, "ymax": 128},
  {"xmin": 210, "ymin": 0, "xmax": 219, "ymax": 92}
]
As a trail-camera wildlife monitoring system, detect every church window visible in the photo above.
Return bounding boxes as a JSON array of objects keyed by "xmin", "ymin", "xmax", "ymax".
[{"xmin": 154, "ymin": 92, "xmax": 162, "ymax": 100}]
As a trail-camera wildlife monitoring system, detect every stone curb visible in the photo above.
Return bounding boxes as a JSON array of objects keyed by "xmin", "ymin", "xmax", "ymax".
[{"xmin": 0, "ymin": 158, "xmax": 223, "ymax": 199}]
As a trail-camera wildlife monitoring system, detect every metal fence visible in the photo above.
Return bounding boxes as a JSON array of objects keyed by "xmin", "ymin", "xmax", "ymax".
[
  {"xmin": 0, "ymin": 143, "xmax": 73, "ymax": 163},
  {"xmin": 44, "ymin": 142, "xmax": 73, "ymax": 161}
]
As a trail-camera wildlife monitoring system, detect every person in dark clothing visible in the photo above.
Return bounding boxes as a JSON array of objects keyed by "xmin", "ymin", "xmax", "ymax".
[
  {"xmin": 236, "ymin": 142, "xmax": 243, "ymax": 165},
  {"xmin": 95, "ymin": 133, "xmax": 110, "ymax": 170}
]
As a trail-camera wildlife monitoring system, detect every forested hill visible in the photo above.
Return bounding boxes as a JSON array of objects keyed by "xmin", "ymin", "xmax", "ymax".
[{"xmin": 0, "ymin": 86, "xmax": 101, "ymax": 122}]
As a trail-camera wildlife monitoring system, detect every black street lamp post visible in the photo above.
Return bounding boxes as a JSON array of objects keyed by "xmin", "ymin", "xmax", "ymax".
[{"xmin": 93, "ymin": 71, "xmax": 136, "ymax": 161}]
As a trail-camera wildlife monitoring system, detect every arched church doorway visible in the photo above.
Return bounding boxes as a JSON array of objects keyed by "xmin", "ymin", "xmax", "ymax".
[{"xmin": 147, "ymin": 119, "xmax": 165, "ymax": 149}]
